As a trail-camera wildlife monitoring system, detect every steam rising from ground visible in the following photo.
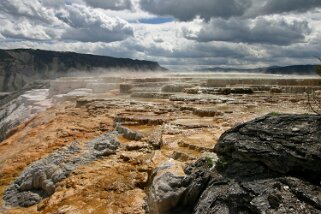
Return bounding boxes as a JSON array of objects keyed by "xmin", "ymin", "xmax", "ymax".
[
  {"xmin": 61, "ymin": 68, "xmax": 320, "ymax": 79},
  {"xmin": 61, "ymin": 68, "xmax": 170, "ymax": 78}
]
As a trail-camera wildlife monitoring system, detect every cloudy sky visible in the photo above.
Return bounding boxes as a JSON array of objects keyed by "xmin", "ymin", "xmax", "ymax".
[{"xmin": 0, "ymin": 0, "xmax": 321, "ymax": 70}]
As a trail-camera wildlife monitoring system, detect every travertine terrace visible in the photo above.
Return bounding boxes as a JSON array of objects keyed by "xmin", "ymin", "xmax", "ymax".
[{"xmin": 0, "ymin": 73, "xmax": 320, "ymax": 213}]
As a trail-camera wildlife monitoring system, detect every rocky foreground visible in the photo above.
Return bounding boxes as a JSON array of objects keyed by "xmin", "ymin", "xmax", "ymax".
[
  {"xmin": 150, "ymin": 114, "xmax": 321, "ymax": 213},
  {"xmin": 0, "ymin": 73, "xmax": 320, "ymax": 213}
]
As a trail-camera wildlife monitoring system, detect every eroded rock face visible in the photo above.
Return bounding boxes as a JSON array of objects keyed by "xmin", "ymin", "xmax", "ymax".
[
  {"xmin": 115, "ymin": 123, "xmax": 144, "ymax": 141},
  {"xmin": 147, "ymin": 158, "xmax": 215, "ymax": 214},
  {"xmin": 150, "ymin": 114, "xmax": 321, "ymax": 214}
]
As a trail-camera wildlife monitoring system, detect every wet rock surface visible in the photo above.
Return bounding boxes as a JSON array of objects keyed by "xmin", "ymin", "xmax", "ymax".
[{"xmin": 159, "ymin": 114, "xmax": 321, "ymax": 214}]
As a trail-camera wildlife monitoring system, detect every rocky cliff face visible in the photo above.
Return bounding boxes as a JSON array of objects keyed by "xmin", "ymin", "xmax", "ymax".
[
  {"xmin": 153, "ymin": 114, "xmax": 321, "ymax": 213},
  {"xmin": 0, "ymin": 49, "xmax": 166, "ymax": 92}
]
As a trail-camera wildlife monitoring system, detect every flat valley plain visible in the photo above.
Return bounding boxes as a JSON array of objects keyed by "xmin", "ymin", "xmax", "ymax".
[{"xmin": 0, "ymin": 72, "xmax": 320, "ymax": 214}]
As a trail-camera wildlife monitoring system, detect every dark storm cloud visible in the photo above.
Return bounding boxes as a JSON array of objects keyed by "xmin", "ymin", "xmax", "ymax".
[
  {"xmin": 139, "ymin": 0, "xmax": 321, "ymax": 20},
  {"xmin": 184, "ymin": 18, "xmax": 311, "ymax": 45},
  {"xmin": 83, "ymin": 0, "xmax": 133, "ymax": 10},
  {"xmin": 139, "ymin": 0, "xmax": 252, "ymax": 21},
  {"xmin": 257, "ymin": 0, "xmax": 321, "ymax": 16}
]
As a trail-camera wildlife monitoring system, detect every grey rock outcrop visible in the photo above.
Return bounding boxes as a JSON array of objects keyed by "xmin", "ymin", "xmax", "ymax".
[
  {"xmin": 115, "ymin": 123, "xmax": 143, "ymax": 141},
  {"xmin": 147, "ymin": 158, "xmax": 214, "ymax": 214},
  {"xmin": 4, "ymin": 142, "xmax": 82, "ymax": 207},
  {"xmin": 93, "ymin": 133, "xmax": 120, "ymax": 157},
  {"xmin": 148, "ymin": 114, "xmax": 321, "ymax": 213}
]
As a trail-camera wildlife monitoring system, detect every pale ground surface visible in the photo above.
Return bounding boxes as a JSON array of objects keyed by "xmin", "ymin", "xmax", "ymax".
[{"xmin": 0, "ymin": 72, "xmax": 319, "ymax": 214}]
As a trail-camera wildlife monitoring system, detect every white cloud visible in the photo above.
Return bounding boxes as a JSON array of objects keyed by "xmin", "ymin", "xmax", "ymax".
[
  {"xmin": 0, "ymin": 19, "xmax": 60, "ymax": 40},
  {"xmin": 0, "ymin": 0, "xmax": 134, "ymax": 43},
  {"xmin": 61, "ymin": 4, "xmax": 134, "ymax": 42}
]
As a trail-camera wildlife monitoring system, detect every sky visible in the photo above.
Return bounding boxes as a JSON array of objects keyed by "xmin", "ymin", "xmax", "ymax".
[{"xmin": 0, "ymin": 0, "xmax": 321, "ymax": 70}]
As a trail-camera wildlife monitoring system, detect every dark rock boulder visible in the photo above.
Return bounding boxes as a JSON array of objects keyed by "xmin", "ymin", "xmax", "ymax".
[{"xmin": 215, "ymin": 113, "xmax": 321, "ymax": 182}]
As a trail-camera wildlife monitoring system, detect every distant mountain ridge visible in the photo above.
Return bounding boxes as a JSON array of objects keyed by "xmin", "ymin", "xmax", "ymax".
[
  {"xmin": 0, "ymin": 49, "xmax": 166, "ymax": 92},
  {"xmin": 200, "ymin": 65, "xmax": 319, "ymax": 75}
]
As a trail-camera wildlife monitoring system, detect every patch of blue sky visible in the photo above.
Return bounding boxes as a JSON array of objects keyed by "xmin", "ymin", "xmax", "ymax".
[{"xmin": 138, "ymin": 17, "xmax": 175, "ymax": 24}]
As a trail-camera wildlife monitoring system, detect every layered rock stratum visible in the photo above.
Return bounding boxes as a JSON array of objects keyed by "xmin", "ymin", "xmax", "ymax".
[{"xmin": 0, "ymin": 73, "xmax": 320, "ymax": 213}]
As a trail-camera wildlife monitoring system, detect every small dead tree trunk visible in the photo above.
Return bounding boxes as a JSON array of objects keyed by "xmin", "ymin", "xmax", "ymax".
[{"xmin": 307, "ymin": 59, "xmax": 321, "ymax": 114}]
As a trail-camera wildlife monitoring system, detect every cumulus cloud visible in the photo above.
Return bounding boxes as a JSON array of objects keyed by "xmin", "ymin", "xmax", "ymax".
[
  {"xmin": 83, "ymin": 0, "xmax": 133, "ymax": 10},
  {"xmin": 183, "ymin": 17, "xmax": 311, "ymax": 45},
  {"xmin": 0, "ymin": 19, "xmax": 59, "ymax": 41},
  {"xmin": 0, "ymin": 0, "xmax": 133, "ymax": 43},
  {"xmin": 61, "ymin": 4, "xmax": 134, "ymax": 42},
  {"xmin": 0, "ymin": 0, "xmax": 61, "ymax": 24},
  {"xmin": 139, "ymin": 0, "xmax": 252, "ymax": 21}
]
